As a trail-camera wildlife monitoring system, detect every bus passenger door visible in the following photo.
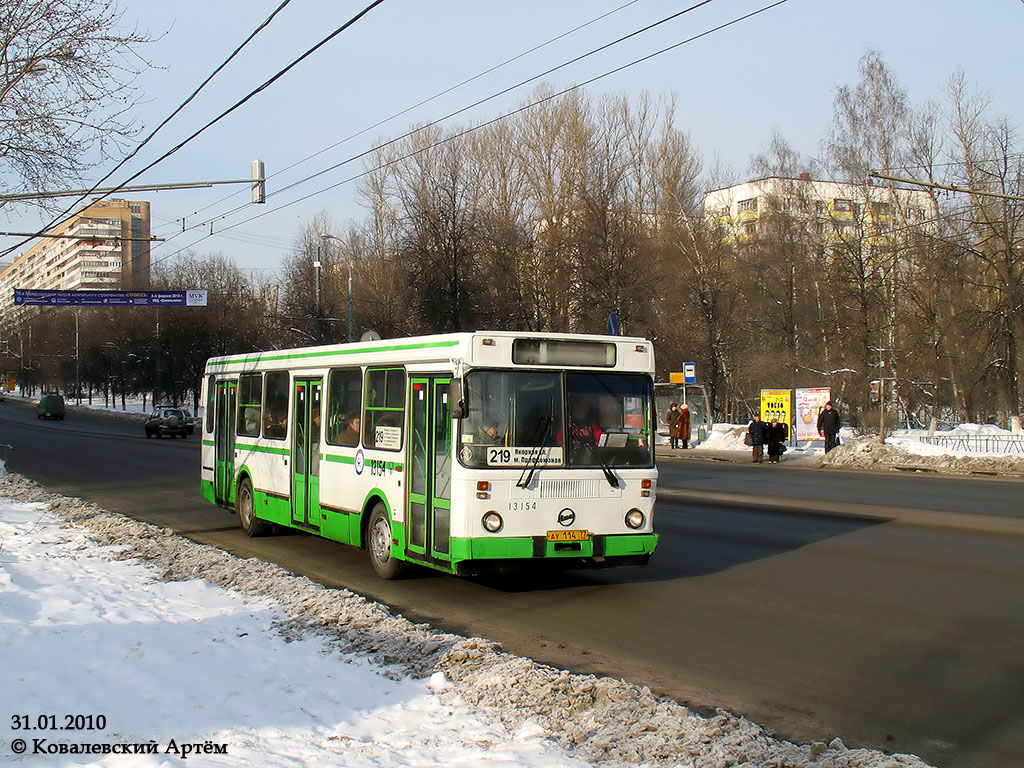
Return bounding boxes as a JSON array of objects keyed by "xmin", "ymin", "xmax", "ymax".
[
  {"xmin": 291, "ymin": 378, "xmax": 322, "ymax": 531},
  {"xmin": 214, "ymin": 380, "xmax": 237, "ymax": 506},
  {"xmin": 409, "ymin": 376, "xmax": 452, "ymax": 566}
]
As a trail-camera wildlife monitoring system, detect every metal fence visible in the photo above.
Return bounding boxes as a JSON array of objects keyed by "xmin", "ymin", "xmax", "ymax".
[{"xmin": 917, "ymin": 434, "xmax": 1024, "ymax": 455}]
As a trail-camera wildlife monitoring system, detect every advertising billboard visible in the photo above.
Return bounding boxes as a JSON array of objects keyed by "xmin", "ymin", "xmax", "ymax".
[
  {"xmin": 759, "ymin": 389, "xmax": 792, "ymax": 425},
  {"xmin": 795, "ymin": 387, "xmax": 832, "ymax": 441}
]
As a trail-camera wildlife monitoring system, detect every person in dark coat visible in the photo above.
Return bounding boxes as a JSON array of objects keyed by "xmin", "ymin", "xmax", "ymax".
[
  {"xmin": 675, "ymin": 404, "xmax": 692, "ymax": 449},
  {"xmin": 747, "ymin": 414, "xmax": 768, "ymax": 463},
  {"xmin": 817, "ymin": 400, "xmax": 841, "ymax": 453},
  {"xmin": 766, "ymin": 417, "xmax": 789, "ymax": 463},
  {"xmin": 666, "ymin": 402, "xmax": 681, "ymax": 449}
]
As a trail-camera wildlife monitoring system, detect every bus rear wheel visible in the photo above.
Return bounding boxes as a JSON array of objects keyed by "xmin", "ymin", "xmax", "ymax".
[
  {"xmin": 237, "ymin": 478, "xmax": 271, "ymax": 537},
  {"xmin": 368, "ymin": 503, "xmax": 406, "ymax": 580}
]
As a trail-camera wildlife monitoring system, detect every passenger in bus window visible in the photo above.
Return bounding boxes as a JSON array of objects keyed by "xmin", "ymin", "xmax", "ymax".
[
  {"xmin": 337, "ymin": 414, "xmax": 360, "ymax": 447},
  {"xmin": 264, "ymin": 410, "xmax": 286, "ymax": 439},
  {"xmin": 476, "ymin": 412, "xmax": 505, "ymax": 445},
  {"xmin": 477, "ymin": 424, "xmax": 501, "ymax": 444},
  {"xmin": 566, "ymin": 400, "xmax": 603, "ymax": 460}
]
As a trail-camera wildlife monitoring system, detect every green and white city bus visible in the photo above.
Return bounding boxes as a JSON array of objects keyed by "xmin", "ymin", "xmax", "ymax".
[{"xmin": 200, "ymin": 331, "xmax": 659, "ymax": 579}]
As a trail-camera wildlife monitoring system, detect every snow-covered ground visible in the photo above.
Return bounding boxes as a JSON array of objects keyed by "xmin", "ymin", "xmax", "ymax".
[{"xmin": 2, "ymin": 395, "xmax": 1019, "ymax": 766}]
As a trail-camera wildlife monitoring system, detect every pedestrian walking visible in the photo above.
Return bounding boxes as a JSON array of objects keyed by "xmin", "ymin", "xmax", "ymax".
[
  {"xmin": 747, "ymin": 414, "xmax": 768, "ymax": 463},
  {"xmin": 675, "ymin": 403, "xmax": 691, "ymax": 450},
  {"xmin": 766, "ymin": 417, "xmax": 788, "ymax": 463},
  {"xmin": 666, "ymin": 402, "xmax": 681, "ymax": 449},
  {"xmin": 817, "ymin": 400, "xmax": 841, "ymax": 453}
]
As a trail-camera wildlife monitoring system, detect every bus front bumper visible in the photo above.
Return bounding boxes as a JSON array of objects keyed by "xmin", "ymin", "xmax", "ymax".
[{"xmin": 452, "ymin": 531, "xmax": 659, "ymax": 573}]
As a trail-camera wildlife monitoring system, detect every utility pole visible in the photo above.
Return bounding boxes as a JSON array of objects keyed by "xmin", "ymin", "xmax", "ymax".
[
  {"xmin": 74, "ymin": 309, "xmax": 80, "ymax": 405},
  {"xmin": 347, "ymin": 261, "xmax": 354, "ymax": 343},
  {"xmin": 878, "ymin": 368, "xmax": 886, "ymax": 445},
  {"xmin": 320, "ymin": 233, "xmax": 353, "ymax": 343},
  {"xmin": 313, "ymin": 247, "xmax": 323, "ymax": 345}
]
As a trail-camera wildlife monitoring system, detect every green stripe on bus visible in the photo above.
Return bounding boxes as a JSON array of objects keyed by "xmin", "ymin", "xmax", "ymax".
[
  {"xmin": 207, "ymin": 339, "xmax": 460, "ymax": 367},
  {"xmin": 323, "ymin": 454, "xmax": 355, "ymax": 465},
  {"xmin": 235, "ymin": 443, "xmax": 290, "ymax": 456}
]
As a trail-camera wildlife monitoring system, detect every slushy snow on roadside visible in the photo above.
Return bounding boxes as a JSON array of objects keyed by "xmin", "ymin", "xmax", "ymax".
[{"xmin": 0, "ymin": 463, "xmax": 936, "ymax": 768}]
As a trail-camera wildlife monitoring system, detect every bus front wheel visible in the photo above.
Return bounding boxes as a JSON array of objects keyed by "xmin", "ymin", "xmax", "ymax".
[
  {"xmin": 237, "ymin": 478, "xmax": 271, "ymax": 537},
  {"xmin": 368, "ymin": 503, "xmax": 406, "ymax": 580}
]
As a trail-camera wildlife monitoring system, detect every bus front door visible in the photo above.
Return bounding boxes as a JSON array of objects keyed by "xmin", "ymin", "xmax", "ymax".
[
  {"xmin": 409, "ymin": 376, "xmax": 452, "ymax": 567},
  {"xmin": 291, "ymin": 378, "xmax": 322, "ymax": 532},
  {"xmin": 214, "ymin": 380, "xmax": 237, "ymax": 506}
]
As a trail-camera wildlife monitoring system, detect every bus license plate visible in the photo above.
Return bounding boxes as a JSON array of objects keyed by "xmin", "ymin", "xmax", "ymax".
[{"xmin": 546, "ymin": 529, "xmax": 590, "ymax": 542}]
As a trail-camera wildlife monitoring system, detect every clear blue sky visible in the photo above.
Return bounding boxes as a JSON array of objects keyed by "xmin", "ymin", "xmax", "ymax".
[{"xmin": 3, "ymin": 0, "xmax": 1021, "ymax": 277}]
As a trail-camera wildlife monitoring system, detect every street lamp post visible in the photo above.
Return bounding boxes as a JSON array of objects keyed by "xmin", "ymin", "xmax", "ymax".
[
  {"xmin": 320, "ymin": 234, "xmax": 353, "ymax": 343},
  {"xmin": 74, "ymin": 309, "xmax": 80, "ymax": 405},
  {"xmin": 313, "ymin": 246, "xmax": 323, "ymax": 344}
]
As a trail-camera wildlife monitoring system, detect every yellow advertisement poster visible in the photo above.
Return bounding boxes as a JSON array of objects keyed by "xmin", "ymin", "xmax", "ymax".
[{"xmin": 760, "ymin": 389, "xmax": 792, "ymax": 425}]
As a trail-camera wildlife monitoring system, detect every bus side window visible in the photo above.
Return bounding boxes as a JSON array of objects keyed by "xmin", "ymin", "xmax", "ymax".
[
  {"xmin": 365, "ymin": 367, "xmax": 405, "ymax": 450},
  {"xmin": 326, "ymin": 367, "xmax": 362, "ymax": 447},
  {"xmin": 263, "ymin": 371, "xmax": 289, "ymax": 439},
  {"xmin": 237, "ymin": 373, "xmax": 262, "ymax": 437}
]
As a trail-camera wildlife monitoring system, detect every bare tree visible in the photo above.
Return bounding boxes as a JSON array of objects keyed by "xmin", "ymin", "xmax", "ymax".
[
  {"xmin": 943, "ymin": 73, "xmax": 1024, "ymax": 424},
  {"xmin": 0, "ymin": 0, "xmax": 152, "ymax": 195}
]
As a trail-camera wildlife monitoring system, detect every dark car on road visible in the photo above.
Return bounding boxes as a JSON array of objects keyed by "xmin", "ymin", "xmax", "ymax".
[
  {"xmin": 145, "ymin": 407, "xmax": 189, "ymax": 438},
  {"xmin": 37, "ymin": 393, "xmax": 65, "ymax": 419}
]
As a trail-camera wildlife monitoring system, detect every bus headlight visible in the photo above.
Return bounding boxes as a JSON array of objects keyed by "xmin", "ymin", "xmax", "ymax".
[
  {"xmin": 625, "ymin": 509, "xmax": 645, "ymax": 529},
  {"xmin": 482, "ymin": 511, "xmax": 503, "ymax": 533}
]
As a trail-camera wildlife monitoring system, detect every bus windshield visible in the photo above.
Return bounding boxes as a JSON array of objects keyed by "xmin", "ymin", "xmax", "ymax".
[{"xmin": 458, "ymin": 370, "xmax": 653, "ymax": 468}]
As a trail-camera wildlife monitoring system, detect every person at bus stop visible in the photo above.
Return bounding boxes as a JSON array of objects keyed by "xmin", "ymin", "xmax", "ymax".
[
  {"xmin": 666, "ymin": 402, "xmax": 681, "ymax": 449},
  {"xmin": 817, "ymin": 400, "xmax": 841, "ymax": 453},
  {"xmin": 674, "ymin": 403, "xmax": 691, "ymax": 450},
  {"xmin": 747, "ymin": 413, "xmax": 767, "ymax": 463},
  {"xmin": 766, "ymin": 416, "xmax": 788, "ymax": 463}
]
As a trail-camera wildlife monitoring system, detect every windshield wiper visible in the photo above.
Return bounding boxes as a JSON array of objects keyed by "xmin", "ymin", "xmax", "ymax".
[
  {"xmin": 517, "ymin": 414, "xmax": 553, "ymax": 489},
  {"xmin": 590, "ymin": 438, "xmax": 619, "ymax": 488}
]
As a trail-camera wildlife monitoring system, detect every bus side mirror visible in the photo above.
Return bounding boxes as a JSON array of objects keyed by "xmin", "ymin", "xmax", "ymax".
[{"xmin": 449, "ymin": 378, "xmax": 466, "ymax": 419}]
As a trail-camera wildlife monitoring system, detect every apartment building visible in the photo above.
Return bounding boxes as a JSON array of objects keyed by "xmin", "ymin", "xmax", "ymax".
[
  {"xmin": 703, "ymin": 175, "xmax": 937, "ymax": 247},
  {"xmin": 0, "ymin": 199, "xmax": 151, "ymax": 313}
]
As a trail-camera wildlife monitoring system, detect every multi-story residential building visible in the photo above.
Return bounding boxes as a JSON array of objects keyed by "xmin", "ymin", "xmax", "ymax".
[
  {"xmin": 703, "ymin": 174, "xmax": 937, "ymax": 248},
  {"xmin": 0, "ymin": 199, "xmax": 151, "ymax": 314}
]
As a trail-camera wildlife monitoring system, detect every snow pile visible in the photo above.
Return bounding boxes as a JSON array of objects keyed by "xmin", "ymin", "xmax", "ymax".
[
  {"xmin": 0, "ymin": 470, "xmax": 935, "ymax": 768},
  {"xmin": 821, "ymin": 436, "xmax": 1024, "ymax": 475},
  {"xmin": 690, "ymin": 421, "xmax": 1024, "ymax": 475},
  {"xmin": 692, "ymin": 422, "xmax": 749, "ymax": 451}
]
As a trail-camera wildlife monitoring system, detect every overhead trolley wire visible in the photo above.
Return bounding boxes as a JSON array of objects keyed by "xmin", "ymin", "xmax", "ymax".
[
  {"xmin": 142, "ymin": 0, "xmax": 789, "ymax": 276},
  {"xmin": 1, "ymin": 0, "xmax": 388, "ymax": 260},
  {"xmin": 153, "ymin": 0, "xmax": 648, "ymax": 233},
  {"xmin": 151, "ymin": 0, "xmax": 732, "ymax": 256},
  {"xmin": 163, "ymin": 0, "xmax": 788, "ymax": 266},
  {"xmin": 0, "ymin": 0, "xmax": 297, "ymax": 258}
]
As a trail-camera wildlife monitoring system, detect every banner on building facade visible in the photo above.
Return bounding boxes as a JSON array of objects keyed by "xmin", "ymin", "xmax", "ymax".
[
  {"xmin": 760, "ymin": 389, "xmax": 792, "ymax": 426},
  {"xmin": 795, "ymin": 387, "xmax": 831, "ymax": 441},
  {"xmin": 14, "ymin": 289, "xmax": 208, "ymax": 307}
]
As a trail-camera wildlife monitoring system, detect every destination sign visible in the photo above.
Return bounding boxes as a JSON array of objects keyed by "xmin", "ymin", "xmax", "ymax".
[{"xmin": 14, "ymin": 289, "xmax": 208, "ymax": 307}]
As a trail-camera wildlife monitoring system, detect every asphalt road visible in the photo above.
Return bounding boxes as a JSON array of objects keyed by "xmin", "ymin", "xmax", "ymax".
[{"xmin": 2, "ymin": 398, "xmax": 1022, "ymax": 768}]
